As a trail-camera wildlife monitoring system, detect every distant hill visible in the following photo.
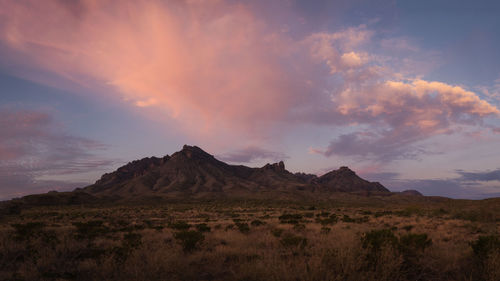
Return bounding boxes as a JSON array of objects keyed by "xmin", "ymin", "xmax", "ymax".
[
  {"xmin": 400, "ymin": 189, "xmax": 423, "ymax": 196},
  {"xmin": 82, "ymin": 145, "xmax": 389, "ymax": 199}
]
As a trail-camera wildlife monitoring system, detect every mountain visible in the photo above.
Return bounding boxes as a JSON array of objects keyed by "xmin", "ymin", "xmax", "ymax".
[
  {"xmin": 82, "ymin": 145, "xmax": 389, "ymax": 199},
  {"xmin": 400, "ymin": 189, "xmax": 423, "ymax": 196}
]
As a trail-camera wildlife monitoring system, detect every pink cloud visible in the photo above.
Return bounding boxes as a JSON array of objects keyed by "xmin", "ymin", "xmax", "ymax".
[
  {"xmin": 317, "ymin": 78, "xmax": 499, "ymax": 161},
  {"xmin": 0, "ymin": 0, "xmax": 498, "ymax": 162},
  {"xmin": 337, "ymin": 79, "xmax": 499, "ymax": 129},
  {"xmin": 0, "ymin": 0, "xmax": 309, "ymax": 141}
]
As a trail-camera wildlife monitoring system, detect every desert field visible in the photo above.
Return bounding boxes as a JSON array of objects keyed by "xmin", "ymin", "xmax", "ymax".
[{"xmin": 1, "ymin": 198, "xmax": 500, "ymax": 281}]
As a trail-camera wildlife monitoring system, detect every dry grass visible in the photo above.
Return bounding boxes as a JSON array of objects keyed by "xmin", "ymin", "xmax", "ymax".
[{"xmin": 0, "ymin": 201, "xmax": 499, "ymax": 281}]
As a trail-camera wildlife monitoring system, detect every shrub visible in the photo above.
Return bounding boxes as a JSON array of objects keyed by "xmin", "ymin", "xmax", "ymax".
[
  {"xmin": 293, "ymin": 224, "xmax": 306, "ymax": 232},
  {"xmin": 271, "ymin": 228, "xmax": 284, "ymax": 237},
  {"xmin": 123, "ymin": 232, "xmax": 142, "ymax": 249},
  {"xmin": 174, "ymin": 230, "xmax": 205, "ymax": 252},
  {"xmin": 453, "ymin": 210, "xmax": 496, "ymax": 222},
  {"xmin": 114, "ymin": 232, "xmax": 143, "ymax": 263},
  {"xmin": 72, "ymin": 220, "xmax": 109, "ymax": 240},
  {"xmin": 235, "ymin": 222, "xmax": 250, "ymax": 234},
  {"xmin": 374, "ymin": 210, "xmax": 393, "ymax": 217},
  {"xmin": 362, "ymin": 229, "xmax": 398, "ymax": 252},
  {"xmin": 195, "ymin": 223, "xmax": 211, "ymax": 232},
  {"xmin": 250, "ymin": 219, "xmax": 265, "ymax": 226},
  {"xmin": 395, "ymin": 207, "xmax": 424, "ymax": 217},
  {"xmin": 304, "ymin": 212, "xmax": 314, "ymax": 218},
  {"xmin": 471, "ymin": 235, "xmax": 500, "ymax": 260},
  {"xmin": 279, "ymin": 213, "xmax": 302, "ymax": 224},
  {"xmin": 342, "ymin": 215, "xmax": 369, "ymax": 223},
  {"xmin": 169, "ymin": 220, "xmax": 191, "ymax": 230},
  {"xmin": 316, "ymin": 214, "xmax": 338, "ymax": 225},
  {"xmin": 320, "ymin": 227, "xmax": 331, "ymax": 234},
  {"xmin": 318, "ymin": 211, "xmax": 330, "ymax": 217},
  {"xmin": 402, "ymin": 225, "xmax": 414, "ymax": 232},
  {"xmin": 280, "ymin": 233, "xmax": 307, "ymax": 249},
  {"xmin": 11, "ymin": 222, "xmax": 46, "ymax": 241},
  {"xmin": 399, "ymin": 233, "xmax": 432, "ymax": 258},
  {"xmin": 342, "ymin": 215, "xmax": 355, "ymax": 223},
  {"xmin": 470, "ymin": 235, "xmax": 500, "ymax": 281}
]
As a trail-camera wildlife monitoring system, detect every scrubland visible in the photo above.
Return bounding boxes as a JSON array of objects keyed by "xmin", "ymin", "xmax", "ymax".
[{"xmin": 1, "ymin": 198, "xmax": 500, "ymax": 281}]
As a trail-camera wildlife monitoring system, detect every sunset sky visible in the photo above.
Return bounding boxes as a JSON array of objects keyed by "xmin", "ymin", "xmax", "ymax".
[{"xmin": 1, "ymin": 0, "xmax": 500, "ymax": 200}]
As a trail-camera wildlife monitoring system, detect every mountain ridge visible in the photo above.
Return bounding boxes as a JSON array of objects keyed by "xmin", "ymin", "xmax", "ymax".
[{"xmin": 83, "ymin": 145, "xmax": 389, "ymax": 199}]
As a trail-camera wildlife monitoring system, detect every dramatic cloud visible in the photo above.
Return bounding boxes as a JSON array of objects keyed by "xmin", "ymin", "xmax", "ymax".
[
  {"xmin": 217, "ymin": 146, "xmax": 288, "ymax": 164},
  {"xmin": 317, "ymin": 79, "xmax": 499, "ymax": 161},
  {"xmin": 0, "ymin": 0, "xmax": 311, "ymax": 138},
  {"xmin": 0, "ymin": 109, "xmax": 113, "ymax": 199},
  {"xmin": 0, "ymin": 0, "xmax": 498, "ymax": 163}
]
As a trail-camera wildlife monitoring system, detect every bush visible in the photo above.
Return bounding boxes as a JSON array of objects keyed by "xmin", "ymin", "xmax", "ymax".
[
  {"xmin": 374, "ymin": 210, "xmax": 393, "ymax": 217},
  {"xmin": 293, "ymin": 224, "xmax": 306, "ymax": 232},
  {"xmin": 169, "ymin": 220, "xmax": 191, "ymax": 230},
  {"xmin": 271, "ymin": 228, "xmax": 284, "ymax": 237},
  {"xmin": 114, "ymin": 232, "xmax": 142, "ymax": 263},
  {"xmin": 11, "ymin": 222, "xmax": 46, "ymax": 240},
  {"xmin": 318, "ymin": 211, "xmax": 330, "ymax": 217},
  {"xmin": 304, "ymin": 212, "xmax": 314, "ymax": 218},
  {"xmin": 342, "ymin": 215, "xmax": 369, "ymax": 223},
  {"xmin": 279, "ymin": 213, "xmax": 302, "ymax": 224},
  {"xmin": 250, "ymin": 220, "xmax": 265, "ymax": 226},
  {"xmin": 195, "ymin": 223, "xmax": 211, "ymax": 232},
  {"xmin": 399, "ymin": 233, "xmax": 432, "ymax": 256},
  {"xmin": 316, "ymin": 214, "xmax": 338, "ymax": 225},
  {"xmin": 453, "ymin": 210, "xmax": 496, "ymax": 222},
  {"xmin": 362, "ymin": 229, "xmax": 398, "ymax": 252},
  {"xmin": 174, "ymin": 230, "xmax": 205, "ymax": 252},
  {"xmin": 361, "ymin": 228, "xmax": 433, "ymax": 278},
  {"xmin": 395, "ymin": 207, "xmax": 424, "ymax": 217},
  {"xmin": 280, "ymin": 233, "xmax": 307, "ymax": 249},
  {"xmin": 235, "ymin": 222, "xmax": 250, "ymax": 234},
  {"xmin": 470, "ymin": 235, "xmax": 500, "ymax": 281},
  {"xmin": 471, "ymin": 235, "xmax": 500, "ymax": 259},
  {"xmin": 72, "ymin": 220, "xmax": 109, "ymax": 240},
  {"xmin": 123, "ymin": 232, "xmax": 142, "ymax": 249},
  {"xmin": 320, "ymin": 227, "xmax": 331, "ymax": 234},
  {"xmin": 402, "ymin": 225, "xmax": 414, "ymax": 232}
]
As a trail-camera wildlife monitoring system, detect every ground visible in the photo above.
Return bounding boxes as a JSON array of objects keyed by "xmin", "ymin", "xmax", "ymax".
[{"xmin": 1, "ymin": 197, "xmax": 500, "ymax": 281}]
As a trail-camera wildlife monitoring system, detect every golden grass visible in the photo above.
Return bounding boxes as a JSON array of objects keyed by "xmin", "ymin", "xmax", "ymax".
[{"xmin": 0, "ymin": 201, "xmax": 499, "ymax": 281}]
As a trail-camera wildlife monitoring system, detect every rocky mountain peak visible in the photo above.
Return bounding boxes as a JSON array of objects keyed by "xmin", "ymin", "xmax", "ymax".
[
  {"xmin": 263, "ymin": 161, "xmax": 286, "ymax": 172},
  {"xmin": 173, "ymin": 145, "xmax": 215, "ymax": 160},
  {"xmin": 338, "ymin": 166, "xmax": 355, "ymax": 173},
  {"xmin": 84, "ymin": 145, "xmax": 389, "ymax": 197}
]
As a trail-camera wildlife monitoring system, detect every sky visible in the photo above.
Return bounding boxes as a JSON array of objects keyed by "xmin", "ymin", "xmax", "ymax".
[{"xmin": 1, "ymin": 0, "xmax": 500, "ymax": 200}]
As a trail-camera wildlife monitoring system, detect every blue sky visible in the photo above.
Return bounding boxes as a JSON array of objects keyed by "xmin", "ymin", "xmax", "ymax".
[{"xmin": 1, "ymin": 0, "xmax": 500, "ymax": 199}]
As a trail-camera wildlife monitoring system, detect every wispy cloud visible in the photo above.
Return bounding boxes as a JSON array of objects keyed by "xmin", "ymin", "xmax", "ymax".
[{"xmin": 0, "ymin": 109, "xmax": 113, "ymax": 199}]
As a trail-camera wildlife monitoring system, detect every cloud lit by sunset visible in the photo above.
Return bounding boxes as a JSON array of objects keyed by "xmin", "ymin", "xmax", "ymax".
[{"xmin": 1, "ymin": 0, "xmax": 500, "ymax": 199}]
